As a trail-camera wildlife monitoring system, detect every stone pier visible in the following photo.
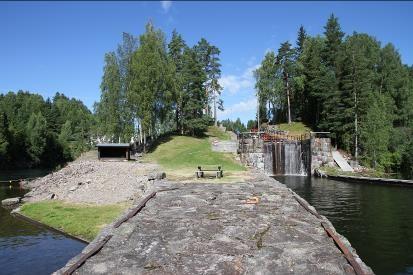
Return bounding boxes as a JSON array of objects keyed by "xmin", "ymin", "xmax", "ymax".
[{"xmin": 56, "ymin": 174, "xmax": 372, "ymax": 274}]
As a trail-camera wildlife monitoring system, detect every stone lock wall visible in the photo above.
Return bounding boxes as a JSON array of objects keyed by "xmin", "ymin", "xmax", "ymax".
[
  {"xmin": 242, "ymin": 152, "xmax": 265, "ymax": 171},
  {"xmin": 310, "ymin": 137, "xmax": 335, "ymax": 174},
  {"xmin": 239, "ymin": 138, "xmax": 265, "ymax": 171},
  {"xmin": 240, "ymin": 136, "xmax": 334, "ymax": 175}
]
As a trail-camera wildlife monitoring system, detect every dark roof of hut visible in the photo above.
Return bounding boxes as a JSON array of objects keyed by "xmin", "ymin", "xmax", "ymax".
[{"xmin": 96, "ymin": 143, "xmax": 130, "ymax": 148}]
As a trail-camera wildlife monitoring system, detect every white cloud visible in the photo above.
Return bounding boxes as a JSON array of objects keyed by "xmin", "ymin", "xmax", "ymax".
[
  {"xmin": 218, "ymin": 97, "xmax": 257, "ymax": 118},
  {"xmin": 160, "ymin": 1, "xmax": 172, "ymax": 12},
  {"xmin": 219, "ymin": 64, "xmax": 259, "ymax": 95}
]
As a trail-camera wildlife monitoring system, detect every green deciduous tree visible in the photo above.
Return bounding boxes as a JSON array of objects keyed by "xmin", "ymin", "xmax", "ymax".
[
  {"xmin": 255, "ymin": 51, "xmax": 283, "ymax": 123},
  {"xmin": 360, "ymin": 94, "xmax": 392, "ymax": 168},
  {"xmin": 95, "ymin": 52, "xmax": 123, "ymax": 142},
  {"xmin": 26, "ymin": 112, "xmax": 47, "ymax": 165},
  {"xmin": 127, "ymin": 22, "xmax": 174, "ymax": 147}
]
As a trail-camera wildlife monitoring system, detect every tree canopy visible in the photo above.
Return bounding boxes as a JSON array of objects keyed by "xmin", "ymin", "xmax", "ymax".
[
  {"xmin": 0, "ymin": 91, "xmax": 93, "ymax": 169},
  {"xmin": 255, "ymin": 14, "xmax": 413, "ymax": 176},
  {"xmin": 94, "ymin": 22, "xmax": 224, "ymax": 146}
]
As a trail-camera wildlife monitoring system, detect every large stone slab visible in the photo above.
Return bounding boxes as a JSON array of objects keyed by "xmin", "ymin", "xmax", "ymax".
[
  {"xmin": 57, "ymin": 176, "xmax": 372, "ymax": 275},
  {"xmin": 1, "ymin": 197, "xmax": 21, "ymax": 206}
]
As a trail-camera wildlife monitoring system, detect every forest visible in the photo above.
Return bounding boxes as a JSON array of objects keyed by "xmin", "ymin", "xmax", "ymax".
[
  {"xmin": 0, "ymin": 22, "xmax": 223, "ymax": 169},
  {"xmin": 1, "ymin": 17, "xmax": 412, "ymax": 178},
  {"xmin": 0, "ymin": 92, "xmax": 93, "ymax": 169},
  {"xmin": 255, "ymin": 14, "xmax": 413, "ymax": 178}
]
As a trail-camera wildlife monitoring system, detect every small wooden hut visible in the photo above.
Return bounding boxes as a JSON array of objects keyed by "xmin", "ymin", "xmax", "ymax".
[{"xmin": 96, "ymin": 143, "xmax": 131, "ymax": 160}]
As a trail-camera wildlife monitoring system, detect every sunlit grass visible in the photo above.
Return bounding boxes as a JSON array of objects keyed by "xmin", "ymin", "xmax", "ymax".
[
  {"xmin": 20, "ymin": 201, "xmax": 127, "ymax": 241},
  {"xmin": 207, "ymin": 126, "xmax": 231, "ymax": 140},
  {"xmin": 277, "ymin": 122, "xmax": 311, "ymax": 135}
]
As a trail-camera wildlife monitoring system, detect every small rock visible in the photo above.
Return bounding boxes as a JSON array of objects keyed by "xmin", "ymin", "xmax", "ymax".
[
  {"xmin": 69, "ymin": 186, "xmax": 78, "ymax": 192},
  {"xmin": 2, "ymin": 197, "xmax": 21, "ymax": 206},
  {"xmin": 78, "ymin": 182, "xmax": 83, "ymax": 186},
  {"xmin": 147, "ymin": 172, "xmax": 166, "ymax": 181}
]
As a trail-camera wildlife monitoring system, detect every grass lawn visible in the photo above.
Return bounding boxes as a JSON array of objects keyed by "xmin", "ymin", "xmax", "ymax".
[
  {"xmin": 277, "ymin": 122, "xmax": 311, "ymax": 135},
  {"xmin": 207, "ymin": 126, "xmax": 231, "ymax": 140},
  {"xmin": 145, "ymin": 131, "xmax": 246, "ymax": 180},
  {"xmin": 20, "ymin": 201, "xmax": 127, "ymax": 241}
]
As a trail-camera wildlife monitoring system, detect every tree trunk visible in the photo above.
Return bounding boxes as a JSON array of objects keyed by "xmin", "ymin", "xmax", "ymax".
[
  {"xmin": 214, "ymin": 91, "xmax": 217, "ymax": 126},
  {"xmin": 354, "ymin": 108, "xmax": 358, "ymax": 161},
  {"xmin": 257, "ymin": 92, "xmax": 260, "ymax": 131},
  {"xmin": 175, "ymin": 108, "xmax": 179, "ymax": 133},
  {"xmin": 206, "ymin": 86, "xmax": 209, "ymax": 117},
  {"xmin": 352, "ymin": 52, "xmax": 358, "ymax": 161},
  {"xmin": 139, "ymin": 120, "xmax": 143, "ymax": 145},
  {"xmin": 143, "ymin": 130, "xmax": 146, "ymax": 153},
  {"xmin": 286, "ymin": 74, "xmax": 292, "ymax": 125}
]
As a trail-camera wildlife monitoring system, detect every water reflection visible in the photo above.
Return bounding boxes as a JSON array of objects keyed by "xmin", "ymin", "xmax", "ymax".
[
  {"xmin": 0, "ymin": 170, "xmax": 85, "ymax": 275},
  {"xmin": 275, "ymin": 176, "xmax": 413, "ymax": 275}
]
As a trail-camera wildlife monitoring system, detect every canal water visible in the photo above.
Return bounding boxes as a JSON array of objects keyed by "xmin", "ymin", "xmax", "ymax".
[
  {"xmin": 0, "ymin": 170, "xmax": 86, "ymax": 275},
  {"xmin": 275, "ymin": 175, "xmax": 413, "ymax": 275}
]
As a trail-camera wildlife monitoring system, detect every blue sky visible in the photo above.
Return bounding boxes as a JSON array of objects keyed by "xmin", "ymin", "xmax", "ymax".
[{"xmin": 1, "ymin": 1, "xmax": 412, "ymax": 124}]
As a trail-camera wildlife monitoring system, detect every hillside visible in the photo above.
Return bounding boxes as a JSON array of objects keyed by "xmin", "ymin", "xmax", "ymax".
[{"xmin": 145, "ymin": 128, "xmax": 246, "ymax": 181}]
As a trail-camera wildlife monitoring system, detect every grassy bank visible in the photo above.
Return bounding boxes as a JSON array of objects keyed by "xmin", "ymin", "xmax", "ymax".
[
  {"xmin": 321, "ymin": 166, "xmax": 395, "ymax": 179},
  {"xmin": 20, "ymin": 201, "xmax": 127, "ymax": 241},
  {"xmin": 145, "ymin": 128, "xmax": 246, "ymax": 180},
  {"xmin": 207, "ymin": 126, "xmax": 231, "ymax": 140},
  {"xmin": 277, "ymin": 122, "xmax": 311, "ymax": 135}
]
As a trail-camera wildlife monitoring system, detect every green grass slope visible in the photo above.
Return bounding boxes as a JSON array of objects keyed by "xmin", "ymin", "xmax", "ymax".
[
  {"xmin": 277, "ymin": 122, "xmax": 311, "ymax": 135},
  {"xmin": 146, "ymin": 135, "xmax": 244, "ymax": 173},
  {"xmin": 207, "ymin": 126, "xmax": 231, "ymax": 140},
  {"xmin": 145, "ymin": 127, "xmax": 245, "ymax": 180}
]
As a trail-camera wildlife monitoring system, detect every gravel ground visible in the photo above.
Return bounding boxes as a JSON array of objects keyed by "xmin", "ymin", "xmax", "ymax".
[{"xmin": 23, "ymin": 153, "xmax": 161, "ymax": 205}]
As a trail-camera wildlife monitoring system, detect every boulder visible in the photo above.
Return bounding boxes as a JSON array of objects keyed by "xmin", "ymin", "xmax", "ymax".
[
  {"xmin": 2, "ymin": 197, "xmax": 21, "ymax": 206},
  {"xmin": 147, "ymin": 172, "xmax": 166, "ymax": 181},
  {"xmin": 314, "ymin": 168, "xmax": 327, "ymax": 178}
]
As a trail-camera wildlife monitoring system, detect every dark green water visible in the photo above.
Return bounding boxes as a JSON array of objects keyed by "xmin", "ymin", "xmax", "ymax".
[
  {"xmin": 0, "ymin": 170, "xmax": 86, "ymax": 275},
  {"xmin": 275, "ymin": 176, "xmax": 413, "ymax": 275}
]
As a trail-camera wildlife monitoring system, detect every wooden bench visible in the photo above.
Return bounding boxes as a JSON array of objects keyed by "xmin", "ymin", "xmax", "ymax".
[{"xmin": 196, "ymin": 165, "xmax": 223, "ymax": 178}]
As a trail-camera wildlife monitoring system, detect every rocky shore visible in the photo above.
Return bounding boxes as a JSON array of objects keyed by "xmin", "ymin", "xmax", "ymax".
[{"xmin": 23, "ymin": 154, "xmax": 161, "ymax": 205}]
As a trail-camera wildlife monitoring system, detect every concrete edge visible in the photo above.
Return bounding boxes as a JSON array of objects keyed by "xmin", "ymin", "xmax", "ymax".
[{"xmin": 328, "ymin": 174, "xmax": 413, "ymax": 187}]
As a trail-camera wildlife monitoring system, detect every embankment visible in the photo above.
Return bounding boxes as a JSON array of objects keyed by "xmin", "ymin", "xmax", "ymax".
[
  {"xmin": 56, "ymin": 173, "xmax": 373, "ymax": 274},
  {"xmin": 13, "ymin": 152, "xmax": 163, "ymax": 241}
]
